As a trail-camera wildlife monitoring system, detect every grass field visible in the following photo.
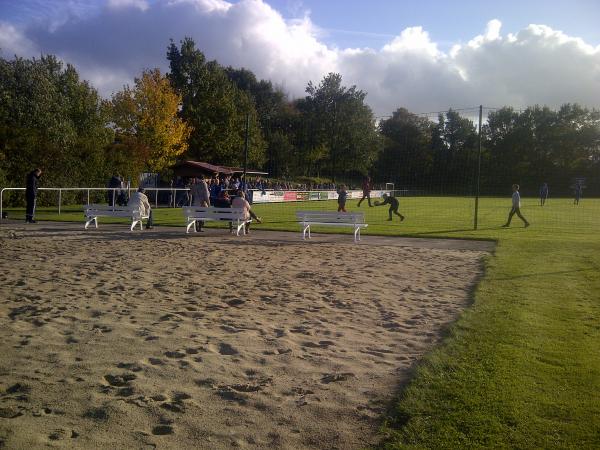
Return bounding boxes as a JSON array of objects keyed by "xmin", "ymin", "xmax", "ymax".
[{"xmin": 3, "ymin": 197, "xmax": 600, "ymax": 448}]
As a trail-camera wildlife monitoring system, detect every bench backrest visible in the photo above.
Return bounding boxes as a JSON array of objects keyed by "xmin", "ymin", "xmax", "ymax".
[
  {"xmin": 183, "ymin": 206, "xmax": 247, "ymax": 221},
  {"xmin": 296, "ymin": 210, "xmax": 365, "ymax": 224},
  {"xmin": 84, "ymin": 204, "xmax": 144, "ymax": 218}
]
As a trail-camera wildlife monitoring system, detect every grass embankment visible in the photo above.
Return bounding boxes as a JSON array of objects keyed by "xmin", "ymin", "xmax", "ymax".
[{"xmin": 3, "ymin": 197, "xmax": 600, "ymax": 447}]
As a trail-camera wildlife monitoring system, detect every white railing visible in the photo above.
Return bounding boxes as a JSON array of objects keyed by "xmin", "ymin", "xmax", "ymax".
[{"xmin": 0, "ymin": 187, "xmax": 193, "ymax": 222}]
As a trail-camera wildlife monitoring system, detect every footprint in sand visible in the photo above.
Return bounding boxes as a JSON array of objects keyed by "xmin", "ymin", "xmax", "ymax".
[
  {"xmin": 218, "ymin": 343, "xmax": 239, "ymax": 355},
  {"xmin": 0, "ymin": 407, "xmax": 23, "ymax": 419},
  {"xmin": 152, "ymin": 425, "xmax": 174, "ymax": 435},
  {"xmin": 321, "ymin": 372, "xmax": 355, "ymax": 384},
  {"xmin": 116, "ymin": 362, "xmax": 143, "ymax": 372},
  {"xmin": 225, "ymin": 298, "xmax": 245, "ymax": 307},
  {"xmin": 302, "ymin": 340, "xmax": 335, "ymax": 349},
  {"xmin": 48, "ymin": 429, "xmax": 70, "ymax": 441},
  {"xmin": 83, "ymin": 407, "xmax": 109, "ymax": 421},
  {"xmin": 103, "ymin": 373, "xmax": 136, "ymax": 387}
]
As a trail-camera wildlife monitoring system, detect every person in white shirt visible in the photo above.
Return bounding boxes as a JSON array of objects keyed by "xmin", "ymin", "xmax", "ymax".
[
  {"xmin": 128, "ymin": 187, "xmax": 153, "ymax": 229},
  {"xmin": 502, "ymin": 184, "xmax": 530, "ymax": 228},
  {"xmin": 190, "ymin": 176, "xmax": 210, "ymax": 231},
  {"xmin": 231, "ymin": 190, "xmax": 261, "ymax": 234}
]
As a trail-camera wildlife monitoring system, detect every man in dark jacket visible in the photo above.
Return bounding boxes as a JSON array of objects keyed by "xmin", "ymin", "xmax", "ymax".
[
  {"xmin": 107, "ymin": 174, "xmax": 123, "ymax": 206},
  {"xmin": 25, "ymin": 168, "xmax": 42, "ymax": 223}
]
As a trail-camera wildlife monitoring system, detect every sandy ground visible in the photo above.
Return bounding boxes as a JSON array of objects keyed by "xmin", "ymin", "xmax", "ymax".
[{"xmin": 0, "ymin": 223, "xmax": 491, "ymax": 449}]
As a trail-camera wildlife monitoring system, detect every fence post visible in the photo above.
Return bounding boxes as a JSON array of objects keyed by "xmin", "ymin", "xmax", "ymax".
[
  {"xmin": 87, "ymin": 189, "xmax": 90, "ymax": 205},
  {"xmin": 58, "ymin": 189, "xmax": 62, "ymax": 215},
  {"xmin": 474, "ymin": 105, "xmax": 483, "ymax": 230}
]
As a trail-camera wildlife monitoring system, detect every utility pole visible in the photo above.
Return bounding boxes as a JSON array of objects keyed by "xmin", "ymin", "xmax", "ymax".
[
  {"xmin": 243, "ymin": 113, "xmax": 249, "ymax": 181},
  {"xmin": 474, "ymin": 105, "xmax": 483, "ymax": 230}
]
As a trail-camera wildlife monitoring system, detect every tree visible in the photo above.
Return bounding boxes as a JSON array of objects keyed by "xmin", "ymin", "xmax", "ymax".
[
  {"xmin": 297, "ymin": 73, "xmax": 380, "ymax": 180},
  {"xmin": 375, "ymin": 108, "xmax": 433, "ymax": 187},
  {"xmin": 110, "ymin": 68, "xmax": 192, "ymax": 174},
  {"xmin": 0, "ymin": 54, "xmax": 112, "ymax": 197},
  {"xmin": 483, "ymin": 104, "xmax": 600, "ymax": 194},
  {"xmin": 430, "ymin": 109, "xmax": 477, "ymax": 193},
  {"xmin": 167, "ymin": 38, "xmax": 265, "ymax": 167}
]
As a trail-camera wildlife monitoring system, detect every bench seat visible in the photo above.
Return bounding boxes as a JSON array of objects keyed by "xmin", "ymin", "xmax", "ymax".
[
  {"xmin": 182, "ymin": 206, "xmax": 251, "ymax": 236},
  {"xmin": 296, "ymin": 211, "xmax": 368, "ymax": 242},
  {"xmin": 83, "ymin": 204, "xmax": 149, "ymax": 231}
]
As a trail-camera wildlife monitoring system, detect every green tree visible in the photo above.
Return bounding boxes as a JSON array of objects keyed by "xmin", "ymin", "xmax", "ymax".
[
  {"xmin": 430, "ymin": 109, "xmax": 477, "ymax": 193},
  {"xmin": 167, "ymin": 38, "xmax": 265, "ymax": 167},
  {"xmin": 0, "ymin": 55, "xmax": 112, "ymax": 198},
  {"xmin": 297, "ymin": 73, "xmax": 380, "ymax": 180},
  {"xmin": 375, "ymin": 108, "xmax": 433, "ymax": 188}
]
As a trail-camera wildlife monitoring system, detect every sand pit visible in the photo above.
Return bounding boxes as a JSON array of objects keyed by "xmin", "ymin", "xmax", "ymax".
[{"xmin": 0, "ymin": 224, "xmax": 490, "ymax": 449}]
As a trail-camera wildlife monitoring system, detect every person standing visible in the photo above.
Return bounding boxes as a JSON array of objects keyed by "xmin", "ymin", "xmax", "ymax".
[
  {"xmin": 128, "ymin": 187, "xmax": 153, "ymax": 229},
  {"xmin": 539, "ymin": 182, "xmax": 548, "ymax": 206},
  {"xmin": 357, "ymin": 176, "xmax": 373, "ymax": 207},
  {"xmin": 25, "ymin": 168, "xmax": 42, "ymax": 223},
  {"xmin": 374, "ymin": 193, "xmax": 405, "ymax": 222},
  {"xmin": 574, "ymin": 182, "xmax": 582, "ymax": 205},
  {"xmin": 337, "ymin": 185, "xmax": 348, "ymax": 212},
  {"xmin": 502, "ymin": 184, "xmax": 530, "ymax": 228},
  {"xmin": 107, "ymin": 174, "xmax": 123, "ymax": 206},
  {"xmin": 190, "ymin": 176, "xmax": 210, "ymax": 232}
]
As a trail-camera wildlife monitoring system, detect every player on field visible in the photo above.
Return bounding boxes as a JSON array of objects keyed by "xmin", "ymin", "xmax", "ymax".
[
  {"xmin": 502, "ymin": 184, "xmax": 530, "ymax": 228},
  {"xmin": 374, "ymin": 192, "xmax": 405, "ymax": 222}
]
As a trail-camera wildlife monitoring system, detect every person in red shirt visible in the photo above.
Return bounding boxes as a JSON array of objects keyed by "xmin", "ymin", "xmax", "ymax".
[{"xmin": 357, "ymin": 176, "xmax": 373, "ymax": 207}]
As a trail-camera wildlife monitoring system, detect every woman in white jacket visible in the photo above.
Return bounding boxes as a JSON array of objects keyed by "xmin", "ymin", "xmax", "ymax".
[
  {"xmin": 128, "ymin": 187, "xmax": 153, "ymax": 229},
  {"xmin": 189, "ymin": 177, "xmax": 210, "ymax": 231}
]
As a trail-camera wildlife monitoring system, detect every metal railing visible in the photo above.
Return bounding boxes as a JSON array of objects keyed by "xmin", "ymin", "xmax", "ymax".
[{"xmin": 0, "ymin": 187, "xmax": 193, "ymax": 221}]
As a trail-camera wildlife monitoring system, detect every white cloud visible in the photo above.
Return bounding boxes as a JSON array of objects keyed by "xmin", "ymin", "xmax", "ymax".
[
  {"xmin": 0, "ymin": 21, "xmax": 37, "ymax": 57},
  {"xmin": 107, "ymin": 0, "xmax": 150, "ymax": 11},
  {"xmin": 1, "ymin": 1, "xmax": 599, "ymax": 117}
]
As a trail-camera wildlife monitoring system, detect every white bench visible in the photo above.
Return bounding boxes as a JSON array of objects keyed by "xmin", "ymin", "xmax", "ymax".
[
  {"xmin": 183, "ymin": 206, "xmax": 251, "ymax": 236},
  {"xmin": 83, "ymin": 204, "xmax": 149, "ymax": 231},
  {"xmin": 296, "ymin": 211, "xmax": 368, "ymax": 242}
]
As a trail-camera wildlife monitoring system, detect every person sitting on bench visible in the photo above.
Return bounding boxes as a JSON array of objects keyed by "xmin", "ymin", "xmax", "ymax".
[
  {"xmin": 128, "ymin": 187, "xmax": 153, "ymax": 229},
  {"xmin": 231, "ymin": 190, "xmax": 261, "ymax": 233}
]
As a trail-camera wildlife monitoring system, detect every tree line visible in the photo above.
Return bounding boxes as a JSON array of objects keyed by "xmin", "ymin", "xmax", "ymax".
[{"xmin": 1, "ymin": 37, "xmax": 599, "ymax": 198}]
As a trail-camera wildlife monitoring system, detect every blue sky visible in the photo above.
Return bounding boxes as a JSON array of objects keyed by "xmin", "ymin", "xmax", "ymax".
[
  {"xmin": 1, "ymin": 0, "xmax": 599, "ymax": 115},
  {"xmin": 266, "ymin": 0, "xmax": 600, "ymax": 50}
]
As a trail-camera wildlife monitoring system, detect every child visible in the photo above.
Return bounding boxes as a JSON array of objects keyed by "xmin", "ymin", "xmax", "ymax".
[
  {"xmin": 374, "ymin": 193, "xmax": 405, "ymax": 222},
  {"xmin": 502, "ymin": 184, "xmax": 530, "ymax": 228},
  {"xmin": 337, "ymin": 185, "xmax": 348, "ymax": 212}
]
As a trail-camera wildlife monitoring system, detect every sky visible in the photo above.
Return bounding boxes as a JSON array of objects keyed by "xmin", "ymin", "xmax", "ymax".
[{"xmin": 1, "ymin": 0, "xmax": 599, "ymax": 117}]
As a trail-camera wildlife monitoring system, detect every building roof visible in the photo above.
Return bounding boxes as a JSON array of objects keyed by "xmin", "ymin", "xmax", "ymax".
[{"xmin": 171, "ymin": 161, "xmax": 268, "ymax": 177}]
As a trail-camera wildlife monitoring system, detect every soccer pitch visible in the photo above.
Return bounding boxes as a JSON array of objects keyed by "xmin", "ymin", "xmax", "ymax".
[{"xmin": 3, "ymin": 196, "xmax": 600, "ymax": 447}]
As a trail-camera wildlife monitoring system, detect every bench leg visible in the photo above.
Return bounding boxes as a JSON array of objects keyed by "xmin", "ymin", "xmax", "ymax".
[
  {"xmin": 236, "ymin": 220, "xmax": 244, "ymax": 236},
  {"xmin": 302, "ymin": 224, "xmax": 310, "ymax": 240},
  {"xmin": 84, "ymin": 216, "xmax": 96, "ymax": 230},
  {"xmin": 186, "ymin": 220, "xmax": 195, "ymax": 234}
]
